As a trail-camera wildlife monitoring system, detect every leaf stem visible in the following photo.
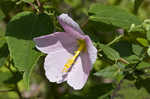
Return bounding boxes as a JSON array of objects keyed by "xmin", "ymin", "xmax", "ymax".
[{"xmin": 107, "ymin": 34, "xmax": 123, "ymax": 46}]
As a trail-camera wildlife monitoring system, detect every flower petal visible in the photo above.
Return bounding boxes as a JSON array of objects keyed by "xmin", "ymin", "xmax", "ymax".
[
  {"xmin": 84, "ymin": 36, "xmax": 97, "ymax": 65},
  {"xmin": 44, "ymin": 49, "xmax": 73, "ymax": 83},
  {"xmin": 58, "ymin": 14, "xmax": 84, "ymax": 39},
  {"xmin": 58, "ymin": 13, "xmax": 84, "ymax": 34},
  {"xmin": 67, "ymin": 52, "xmax": 91, "ymax": 90},
  {"xmin": 33, "ymin": 32, "xmax": 77, "ymax": 54}
]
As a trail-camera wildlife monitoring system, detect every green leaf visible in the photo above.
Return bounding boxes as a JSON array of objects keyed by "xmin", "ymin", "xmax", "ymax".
[
  {"xmin": 146, "ymin": 31, "xmax": 150, "ymax": 41},
  {"xmin": 0, "ymin": 72, "xmax": 12, "ymax": 83},
  {"xmin": 137, "ymin": 61, "xmax": 150, "ymax": 70},
  {"xmin": 4, "ymin": 71, "xmax": 22, "ymax": 84},
  {"xmin": 133, "ymin": 0, "xmax": 143, "ymax": 14},
  {"xmin": 136, "ymin": 37, "xmax": 149, "ymax": 47},
  {"xmin": 100, "ymin": 44, "xmax": 120, "ymax": 61},
  {"xmin": 94, "ymin": 64, "xmax": 124, "ymax": 82},
  {"xmin": 0, "ymin": 9, "xmax": 5, "ymax": 20},
  {"xmin": 147, "ymin": 47, "xmax": 150, "ymax": 56},
  {"xmin": 132, "ymin": 44, "xmax": 144, "ymax": 56},
  {"xmin": 88, "ymin": 4, "xmax": 141, "ymax": 29},
  {"xmin": 125, "ymin": 55, "xmax": 140, "ymax": 64},
  {"xmin": 64, "ymin": 0, "xmax": 81, "ymax": 7},
  {"xmin": 94, "ymin": 66, "xmax": 118, "ymax": 78},
  {"xmin": 6, "ymin": 11, "xmax": 53, "ymax": 88},
  {"xmin": 114, "ymin": 80, "xmax": 150, "ymax": 99}
]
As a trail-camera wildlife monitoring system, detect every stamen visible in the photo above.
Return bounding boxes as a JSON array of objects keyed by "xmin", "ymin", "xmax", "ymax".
[{"xmin": 62, "ymin": 40, "xmax": 86, "ymax": 72}]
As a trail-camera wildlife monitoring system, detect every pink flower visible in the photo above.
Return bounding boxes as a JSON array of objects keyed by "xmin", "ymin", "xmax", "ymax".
[{"xmin": 33, "ymin": 14, "xmax": 97, "ymax": 90}]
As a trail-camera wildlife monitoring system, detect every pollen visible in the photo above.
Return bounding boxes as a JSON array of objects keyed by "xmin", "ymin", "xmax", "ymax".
[{"xmin": 62, "ymin": 40, "xmax": 86, "ymax": 72}]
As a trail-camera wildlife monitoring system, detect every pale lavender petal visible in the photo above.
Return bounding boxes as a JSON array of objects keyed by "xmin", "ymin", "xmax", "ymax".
[
  {"xmin": 67, "ymin": 51, "xmax": 91, "ymax": 90},
  {"xmin": 58, "ymin": 13, "xmax": 84, "ymax": 34},
  {"xmin": 44, "ymin": 49, "xmax": 74, "ymax": 83},
  {"xmin": 58, "ymin": 14, "xmax": 84, "ymax": 39},
  {"xmin": 33, "ymin": 32, "xmax": 78, "ymax": 54},
  {"xmin": 84, "ymin": 35, "xmax": 97, "ymax": 66}
]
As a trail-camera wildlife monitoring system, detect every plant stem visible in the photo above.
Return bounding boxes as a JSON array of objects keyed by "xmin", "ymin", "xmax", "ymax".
[
  {"xmin": 36, "ymin": 0, "xmax": 41, "ymax": 7},
  {"xmin": 107, "ymin": 34, "xmax": 123, "ymax": 46}
]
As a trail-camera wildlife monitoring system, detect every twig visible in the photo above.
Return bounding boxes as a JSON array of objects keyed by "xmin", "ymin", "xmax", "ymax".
[
  {"xmin": 36, "ymin": 0, "xmax": 41, "ymax": 7},
  {"xmin": 28, "ymin": 3, "xmax": 36, "ymax": 11}
]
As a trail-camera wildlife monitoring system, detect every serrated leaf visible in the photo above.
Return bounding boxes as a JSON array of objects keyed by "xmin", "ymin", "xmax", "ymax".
[
  {"xmin": 6, "ymin": 11, "xmax": 53, "ymax": 88},
  {"xmin": 137, "ymin": 61, "xmax": 150, "ymax": 70},
  {"xmin": 94, "ymin": 64, "xmax": 124, "ymax": 82},
  {"xmin": 88, "ymin": 4, "xmax": 141, "ymax": 29},
  {"xmin": 100, "ymin": 44, "xmax": 120, "ymax": 61},
  {"xmin": 132, "ymin": 44, "xmax": 144, "ymax": 56},
  {"xmin": 136, "ymin": 38, "xmax": 149, "ymax": 47},
  {"xmin": 125, "ymin": 55, "xmax": 140, "ymax": 64}
]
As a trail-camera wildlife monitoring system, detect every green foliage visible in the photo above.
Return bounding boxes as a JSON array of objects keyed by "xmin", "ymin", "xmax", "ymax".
[
  {"xmin": 100, "ymin": 44, "xmax": 120, "ymax": 61},
  {"xmin": 0, "ymin": 72, "xmax": 13, "ymax": 83},
  {"xmin": 115, "ymin": 80, "xmax": 150, "ymax": 99},
  {"xmin": 136, "ymin": 37, "xmax": 149, "ymax": 47},
  {"xmin": 0, "ymin": 9, "xmax": 5, "ymax": 21},
  {"xmin": 0, "ymin": 0, "xmax": 150, "ymax": 99},
  {"xmin": 132, "ymin": 44, "xmax": 144, "ymax": 56},
  {"xmin": 88, "ymin": 4, "xmax": 142, "ymax": 30},
  {"xmin": 6, "ymin": 11, "xmax": 53, "ymax": 88},
  {"xmin": 136, "ymin": 61, "xmax": 150, "ymax": 70},
  {"xmin": 0, "ymin": 43, "xmax": 9, "ymax": 67},
  {"xmin": 125, "ymin": 55, "xmax": 140, "ymax": 64},
  {"xmin": 147, "ymin": 47, "xmax": 150, "ymax": 56},
  {"xmin": 133, "ymin": 0, "xmax": 143, "ymax": 14},
  {"xmin": 146, "ymin": 31, "xmax": 150, "ymax": 41},
  {"xmin": 22, "ymin": 0, "xmax": 34, "ymax": 3}
]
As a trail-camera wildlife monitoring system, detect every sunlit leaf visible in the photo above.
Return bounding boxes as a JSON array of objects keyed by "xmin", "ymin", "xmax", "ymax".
[
  {"xmin": 136, "ymin": 38, "xmax": 149, "ymax": 47},
  {"xmin": 89, "ymin": 4, "xmax": 141, "ymax": 29},
  {"xmin": 6, "ymin": 11, "xmax": 53, "ymax": 88}
]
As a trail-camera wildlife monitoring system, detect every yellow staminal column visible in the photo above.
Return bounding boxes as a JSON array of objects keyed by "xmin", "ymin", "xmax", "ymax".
[{"xmin": 62, "ymin": 40, "xmax": 86, "ymax": 72}]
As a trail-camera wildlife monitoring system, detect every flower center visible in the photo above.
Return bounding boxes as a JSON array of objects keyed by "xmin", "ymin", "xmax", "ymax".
[{"xmin": 62, "ymin": 40, "xmax": 86, "ymax": 72}]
